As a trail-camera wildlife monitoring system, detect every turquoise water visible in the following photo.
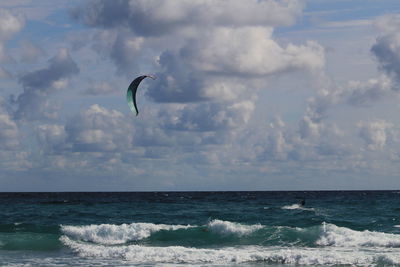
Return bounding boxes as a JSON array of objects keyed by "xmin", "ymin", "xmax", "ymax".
[{"xmin": 1, "ymin": 191, "xmax": 400, "ymax": 266}]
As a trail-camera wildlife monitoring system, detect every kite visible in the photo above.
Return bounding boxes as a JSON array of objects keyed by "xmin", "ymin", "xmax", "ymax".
[{"xmin": 126, "ymin": 75, "xmax": 156, "ymax": 116}]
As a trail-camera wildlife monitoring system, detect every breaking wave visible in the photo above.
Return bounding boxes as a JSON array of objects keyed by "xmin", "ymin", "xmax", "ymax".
[
  {"xmin": 61, "ymin": 222, "xmax": 193, "ymax": 245},
  {"xmin": 59, "ymin": 220, "xmax": 400, "ymax": 265}
]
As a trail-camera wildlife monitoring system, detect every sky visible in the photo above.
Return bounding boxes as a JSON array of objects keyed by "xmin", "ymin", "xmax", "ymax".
[{"xmin": 1, "ymin": 0, "xmax": 400, "ymax": 191}]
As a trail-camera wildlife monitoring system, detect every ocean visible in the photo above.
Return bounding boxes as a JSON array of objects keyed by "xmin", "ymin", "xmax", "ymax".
[{"xmin": 1, "ymin": 191, "xmax": 400, "ymax": 266}]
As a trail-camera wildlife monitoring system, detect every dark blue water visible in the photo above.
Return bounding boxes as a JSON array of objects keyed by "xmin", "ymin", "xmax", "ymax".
[{"xmin": 1, "ymin": 191, "xmax": 400, "ymax": 266}]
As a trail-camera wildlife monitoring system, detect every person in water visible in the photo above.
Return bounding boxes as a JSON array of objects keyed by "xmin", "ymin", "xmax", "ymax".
[{"xmin": 300, "ymin": 199, "xmax": 305, "ymax": 206}]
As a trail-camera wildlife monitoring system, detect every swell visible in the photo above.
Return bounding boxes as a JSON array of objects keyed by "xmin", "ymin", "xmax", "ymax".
[{"xmin": 0, "ymin": 223, "xmax": 61, "ymax": 251}]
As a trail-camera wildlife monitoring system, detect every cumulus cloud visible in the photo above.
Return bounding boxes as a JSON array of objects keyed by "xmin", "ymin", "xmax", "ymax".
[
  {"xmin": 0, "ymin": 8, "xmax": 24, "ymax": 62},
  {"xmin": 303, "ymin": 75, "xmax": 394, "ymax": 127},
  {"xmin": 159, "ymin": 100, "xmax": 255, "ymax": 132},
  {"xmin": 72, "ymin": 0, "xmax": 303, "ymax": 36},
  {"xmin": 12, "ymin": 48, "xmax": 79, "ymax": 120},
  {"xmin": 180, "ymin": 27, "xmax": 324, "ymax": 76},
  {"xmin": 358, "ymin": 119, "xmax": 394, "ymax": 151},
  {"xmin": 91, "ymin": 29, "xmax": 145, "ymax": 75},
  {"xmin": 36, "ymin": 124, "xmax": 68, "ymax": 153},
  {"xmin": 65, "ymin": 104, "xmax": 133, "ymax": 152},
  {"xmin": 147, "ymin": 27, "xmax": 324, "ymax": 104},
  {"xmin": 372, "ymin": 15, "xmax": 400, "ymax": 87},
  {"xmin": 0, "ymin": 97, "xmax": 19, "ymax": 150}
]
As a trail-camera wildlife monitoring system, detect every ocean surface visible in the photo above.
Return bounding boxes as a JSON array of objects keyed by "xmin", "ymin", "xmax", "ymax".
[{"xmin": 1, "ymin": 191, "xmax": 400, "ymax": 266}]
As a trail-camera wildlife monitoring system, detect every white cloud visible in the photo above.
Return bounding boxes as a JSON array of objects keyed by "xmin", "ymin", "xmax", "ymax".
[
  {"xmin": 65, "ymin": 104, "xmax": 133, "ymax": 152},
  {"xmin": 185, "ymin": 27, "xmax": 324, "ymax": 76},
  {"xmin": 0, "ymin": 8, "xmax": 24, "ymax": 62},
  {"xmin": 358, "ymin": 119, "xmax": 394, "ymax": 151},
  {"xmin": 36, "ymin": 124, "xmax": 67, "ymax": 152},
  {"xmin": 0, "ymin": 8, "xmax": 24, "ymax": 40}
]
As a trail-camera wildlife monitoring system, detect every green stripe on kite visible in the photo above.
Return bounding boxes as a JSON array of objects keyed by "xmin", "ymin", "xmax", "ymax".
[{"xmin": 126, "ymin": 75, "xmax": 156, "ymax": 116}]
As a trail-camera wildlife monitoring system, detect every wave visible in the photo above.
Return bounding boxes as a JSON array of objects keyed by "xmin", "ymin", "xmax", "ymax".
[
  {"xmin": 281, "ymin": 203, "xmax": 314, "ymax": 211},
  {"xmin": 207, "ymin": 219, "xmax": 263, "ymax": 236},
  {"xmin": 60, "ymin": 220, "xmax": 400, "ymax": 249},
  {"xmin": 318, "ymin": 222, "xmax": 400, "ymax": 248},
  {"xmin": 4, "ymin": 219, "xmax": 400, "ymax": 255},
  {"xmin": 60, "ymin": 222, "xmax": 193, "ymax": 245},
  {"xmin": 60, "ymin": 236, "xmax": 400, "ymax": 265}
]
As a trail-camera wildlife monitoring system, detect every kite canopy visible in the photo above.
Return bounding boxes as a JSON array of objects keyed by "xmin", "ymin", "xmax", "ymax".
[{"xmin": 126, "ymin": 75, "xmax": 156, "ymax": 116}]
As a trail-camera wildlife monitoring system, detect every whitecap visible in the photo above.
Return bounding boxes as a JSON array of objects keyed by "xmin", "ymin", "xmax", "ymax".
[
  {"xmin": 281, "ymin": 204, "xmax": 314, "ymax": 211},
  {"xmin": 61, "ymin": 222, "xmax": 193, "ymax": 245},
  {"xmin": 60, "ymin": 236, "xmax": 400, "ymax": 265},
  {"xmin": 317, "ymin": 223, "xmax": 400, "ymax": 248},
  {"xmin": 207, "ymin": 219, "xmax": 263, "ymax": 236}
]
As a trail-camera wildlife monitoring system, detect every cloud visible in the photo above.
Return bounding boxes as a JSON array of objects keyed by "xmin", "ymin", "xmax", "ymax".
[
  {"xmin": 73, "ymin": 0, "xmax": 311, "ymax": 78},
  {"xmin": 179, "ymin": 27, "xmax": 324, "ymax": 76},
  {"xmin": 147, "ymin": 27, "xmax": 324, "ymax": 104},
  {"xmin": 372, "ymin": 15, "xmax": 400, "ymax": 88},
  {"xmin": 358, "ymin": 119, "xmax": 394, "ymax": 151},
  {"xmin": 0, "ymin": 8, "xmax": 25, "ymax": 62},
  {"xmin": 12, "ymin": 48, "xmax": 79, "ymax": 120},
  {"xmin": 0, "ymin": 8, "xmax": 24, "ymax": 40},
  {"xmin": 159, "ymin": 100, "xmax": 255, "ymax": 132},
  {"xmin": 303, "ymin": 75, "xmax": 393, "ymax": 126},
  {"xmin": 84, "ymin": 81, "xmax": 115, "ymax": 95},
  {"xmin": 0, "ymin": 97, "xmax": 19, "ymax": 150},
  {"xmin": 36, "ymin": 124, "xmax": 68, "ymax": 153},
  {"xmin": 72, "ymin": 0, "xmax": 303, "ymax": 36},
  {"xmin": 65, "ymin": 104, "xmax": 133, "ymax": 152},
  {"xmin": 91, "ymin": 29, "xmax": 145, "ymax": 75}
]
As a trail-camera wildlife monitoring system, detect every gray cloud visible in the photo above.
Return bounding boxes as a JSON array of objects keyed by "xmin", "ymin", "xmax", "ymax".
[
  {"xmin": 65, "ymin": 104, "xmax": 133, "ymax": 152},
  {"xmin": 0, "ymin": 97, "xmax": 19, "ymax": 150},
  {"xmin": 371, "ymin": 15, "xmax": 400, "ymax": 87},
  {"xmin": 90, "ymin": 29, "xmax": 144, "ymax": 75},
  {"xmin": 147, "ymin": 28, "xmax": 324, "ymax": 104},
  {"xmin": 72, "ymin": 0, "xmax": 303, "ymax": 36},
  {"xmin": 36, "ymin": 124, "xmax": 68, "ymax": 153},
  {"xmin": 358, "ymin": 119, "xmax": 394, "ymax": 151},
  {"xmin": 146, "ymin": 50, "xmax": 207, "ymax": 103},
  {"xmin": 12, "ymin": 48, "xmax": 79, "ymax": 120},
  {"xmin": 159, "ymin": 101, "xmax": 255, "ymax": 132}
]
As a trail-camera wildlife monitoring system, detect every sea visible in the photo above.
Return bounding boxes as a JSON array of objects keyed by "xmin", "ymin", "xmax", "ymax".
[{"xmin": 1, "ymin": 191, "xmax": 400, "ymax": 266}]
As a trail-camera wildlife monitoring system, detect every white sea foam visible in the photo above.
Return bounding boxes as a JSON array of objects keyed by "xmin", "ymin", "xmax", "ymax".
[
  {"xmin": 61, "ymin": 222, "xmax": 193, "ymax": 245},
  {"xmin": 60, "ymin": 236, "xmax": 400, "ymax": 265},
  {"xmin": 317, "ymin": 223, "xmax": 400, "ymax": 248},
  {"xmin": 207, "ymin": 219, "xmax": 263, "ymax": 236},
  {"xmin": 281, "ymin": 204, "xmax": 314, "ymax": 211}
]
